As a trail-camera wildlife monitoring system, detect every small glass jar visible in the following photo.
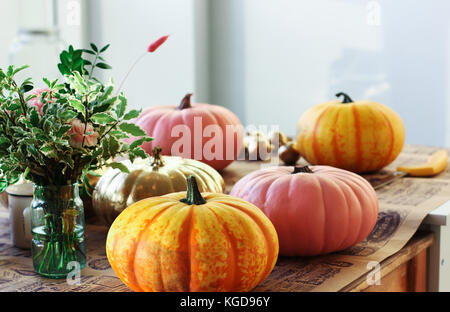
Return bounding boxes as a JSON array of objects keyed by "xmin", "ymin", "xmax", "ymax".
[{"xmin": 30, "ymin": 184, "xmax": 86, "ymax": 278}]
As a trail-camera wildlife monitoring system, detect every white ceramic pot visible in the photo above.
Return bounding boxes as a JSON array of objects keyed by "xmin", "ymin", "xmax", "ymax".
[{"xmin": 6, "ymin": 183, "xmax": 34, "ymax": 249}]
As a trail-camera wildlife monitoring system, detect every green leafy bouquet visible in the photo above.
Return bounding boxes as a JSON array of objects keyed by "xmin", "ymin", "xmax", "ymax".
[
  {"xmin": 0, "ymin": 43, "xmax": 152, "ymax": 192},
  {"xmin": 0, "ymin": 41, "xmax": 165, "ymax": 277}
]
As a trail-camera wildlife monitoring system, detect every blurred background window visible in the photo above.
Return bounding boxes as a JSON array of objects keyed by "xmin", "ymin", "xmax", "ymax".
[{"xmin": 1, "ymin": 0, "xmax": 449, "ymax": 146}]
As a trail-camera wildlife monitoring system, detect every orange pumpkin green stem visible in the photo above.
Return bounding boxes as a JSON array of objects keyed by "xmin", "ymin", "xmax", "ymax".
[
  {"xmin": 292, "ymin": 166, "xmax": 313, "ymax": 174},
  {"xmin": 181, "ymin": 175, "xmax": 206, "ymax": 205},
  {"xmin": 177, "ymin": 93, "xmax": 193, "ymax": 110},
  {"xmin": 335, "ymin": 92, "xmax": 353, "ymax": 104},
  {"xmin": 151, "ymin": 146, "xmax": 164, "ymax": 168}
]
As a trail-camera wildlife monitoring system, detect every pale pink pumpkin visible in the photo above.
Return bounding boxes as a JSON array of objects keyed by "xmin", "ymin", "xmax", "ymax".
[
  {"xmin": 230, "ymin": 165, "xmax": 379, "ymax": 256},
  {"xmin": 129, "ymin": 93, "xmax": 244, "ymax": 171}
]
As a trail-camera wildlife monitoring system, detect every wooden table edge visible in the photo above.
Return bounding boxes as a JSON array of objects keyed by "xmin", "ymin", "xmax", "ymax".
[{"xmin": 340, "ymin": 231, "xmax": 435, "ymax": 292}]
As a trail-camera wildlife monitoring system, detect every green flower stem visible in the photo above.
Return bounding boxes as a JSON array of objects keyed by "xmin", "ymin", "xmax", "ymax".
[
  {"xmin": 11, "ymin": 79, "xmax": 27, "ymax": 116},
  {"xmin": 117, "ymin": 52, "xmax": 146, "ymax": 94},
  {"xmin": 32, "ymin": 185, "xmax": 85, "ymax": 277},
  {"xmin": 88, "ymin": 54, "xmax": 99, "ymax": 80},
  {"xmin": 2, "ymin": 108, "xmax": 16, "ymax": 126},
  {"xmin": 38, "ymin": 242, "xmax": 50, "ymax": 273},
  {"xmin": 81, "ymin": 95, "xmax": 89, "ymax": 147}
]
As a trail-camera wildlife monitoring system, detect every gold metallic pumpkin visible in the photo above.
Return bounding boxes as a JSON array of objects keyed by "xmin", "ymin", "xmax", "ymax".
[{"xmin": 93, "ymin": 147, "xmax": 225, "ymax": 225}]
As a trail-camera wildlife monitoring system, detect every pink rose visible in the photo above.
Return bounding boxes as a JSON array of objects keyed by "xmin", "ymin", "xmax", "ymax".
[
  {"xmin": 68, "ymin": 119, "xmax": 99, "ymax": 148},
  {"xmin": 28, "ymin": 88, "xmax": 52, "ymax": 116}
]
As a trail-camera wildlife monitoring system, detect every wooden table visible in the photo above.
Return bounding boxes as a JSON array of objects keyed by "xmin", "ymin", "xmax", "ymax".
[
  {"xmin": 0, "ymin": 145, "xmax": 448, "ymax": 292},
  {"xmin": 341, "ymin": 231, "xmax": 433, "ymax": 292},
  {"xmin": 0, "ymin": 213, "xmax": 434, "ymax": 292}
]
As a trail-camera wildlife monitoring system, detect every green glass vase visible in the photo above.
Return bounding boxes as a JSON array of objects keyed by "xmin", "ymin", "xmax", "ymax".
[{"xmin": 30, "ymin": 184, "xmax": 86, "ymax": 278}]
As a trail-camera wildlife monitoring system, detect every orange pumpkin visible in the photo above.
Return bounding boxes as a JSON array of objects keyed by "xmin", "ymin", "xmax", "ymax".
[
  {"xmin": 106, "ymin": 176, "xmax": 279, "ymax": 292},
  {"xmin": 296, "ymin": 92, "xmax": 405, "ymax": 173}
]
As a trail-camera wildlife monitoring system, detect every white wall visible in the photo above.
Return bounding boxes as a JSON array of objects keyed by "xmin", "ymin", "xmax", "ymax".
[
  {"xmin": 192, "ymin": 0, "xmax": 211, "ymax": 103},
  {"xmin": 243, "ymin": 0, "xmax": 384, "ymax": 136},
  {"xmin": 0, "ymin": 1, "xmax": 20, "ymax": 68},
  {"xmin": 87, "ymin": 0, "xmax": 199, "ymax": 111},
  {"xmin": 1, "ymin": 0, "xmax": 450, "ymax": 147},
  {"xmin": 0, "ymin": 0, "xmax": 84, "ymax": 79},
  {"xmin": 208, "ymin": 0, "xmax": 246, "ymax": 120},
  {"xmin": 1, "ymin": 0, "xmax": 199, "ymax": 110},
  {"xmin": 209, "ymin": 0, "xmax": 450, "ymax": 146}
]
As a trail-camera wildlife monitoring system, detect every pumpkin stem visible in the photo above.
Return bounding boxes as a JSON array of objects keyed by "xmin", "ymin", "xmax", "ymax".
[
  {"xmin": 335, "ymin": 92, "xmax": 354, "ymax": 104},
  {"xmin": 177, "ymin": 93, "xmax": 193, "ymax": 110},
  {"xmin": 151, "ymin": 146, "xmax": 165, "ymax": 168},
  {"xmin": 181, "ymin": 176, "xmax": 206, "ymax": 205},
  {"xmin": 292, "ymin": 166, "xmax": 313, "ymax": 174}
]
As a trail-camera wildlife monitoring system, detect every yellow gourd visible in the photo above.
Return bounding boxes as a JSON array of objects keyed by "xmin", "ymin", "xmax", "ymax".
[
  {"xmin": 296, "ymin": 92, "xmax": 405, "ymax": 173},
  {"xmin": 397, "ymin": 150, "xmax": 448, "ymax": 177}
]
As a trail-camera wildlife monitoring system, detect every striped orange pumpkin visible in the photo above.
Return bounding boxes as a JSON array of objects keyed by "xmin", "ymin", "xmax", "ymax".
[
  {"xmin": 296, "ymin": 92, "xmax": 405, "ymax": 173},
  {"xmin": 106, "ymin": 176, "xmax": 279, "ymax": 292}
]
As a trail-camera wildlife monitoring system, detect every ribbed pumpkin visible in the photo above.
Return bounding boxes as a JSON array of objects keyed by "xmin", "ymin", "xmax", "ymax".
[
  {"xmin": 296, "ymin": 92, "xmax": 405, "ymax": 173},
  {"xmin": 93, "ymin": 147, "xmax": 224, "ymax": 226},
  {"xmin": 128, "ymin": 93, "xmax": 244, "ymax": 171},
  {"xmin": 230, "ymin": 165, "xmax": 378, "ymax": 256},
  {"xmin": 106, "ymin": 176, "xmax": 279, "ymax": 292}
]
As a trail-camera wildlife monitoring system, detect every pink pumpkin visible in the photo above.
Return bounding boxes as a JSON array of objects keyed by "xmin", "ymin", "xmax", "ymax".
[
  {"xmin": 230, "ymin": 165, "xmax": 379, "ymax": 256},
  {"xmin": 130, "ymin": 94, "xmax": 244, "ymax": 171}
]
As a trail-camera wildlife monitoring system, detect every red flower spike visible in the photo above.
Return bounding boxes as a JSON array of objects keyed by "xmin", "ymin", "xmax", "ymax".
[
  {"xmin": 117, "ymin": 35, "xmax": 169, "ymax": 93},
  {"xmin": 147, "ymin": 35, "xmax": 169, "ymax": 53}
]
